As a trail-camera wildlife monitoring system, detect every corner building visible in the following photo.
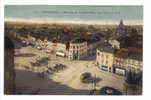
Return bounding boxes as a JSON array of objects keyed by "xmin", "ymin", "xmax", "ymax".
[{"xmin": 68, "ymin": 38, "xmax": 87, "ymax": 60}]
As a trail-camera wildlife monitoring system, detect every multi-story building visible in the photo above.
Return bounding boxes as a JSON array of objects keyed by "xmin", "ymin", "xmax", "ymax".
[
  {"xmin": 44, "ymin": 36, "xmax": 104, "ymax": 60},
  {"xmin": 43, "ymin": 35, "xmax": 104, "ymax": 60},
  {"xmin": 96, "ymin": 43, "xmax": 114, "ymax": 72},
  {"xmin": 96, "ymin": 43, "xmax": 142, "ymax": 76},
  {"xmin": 68, "ymin": 38, "xmax": 88, "ymax": 60}
]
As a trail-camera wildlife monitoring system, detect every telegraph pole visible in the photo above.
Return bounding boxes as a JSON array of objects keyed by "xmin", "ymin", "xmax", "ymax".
[{"xmin": 90, "ymin": 74, "xmax": 97, "ymax": 94}]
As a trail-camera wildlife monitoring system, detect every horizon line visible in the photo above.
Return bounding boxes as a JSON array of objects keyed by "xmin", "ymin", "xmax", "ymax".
[{"xmin": 4, "ymin": 18, "xmax": 143, "ymax": 26}]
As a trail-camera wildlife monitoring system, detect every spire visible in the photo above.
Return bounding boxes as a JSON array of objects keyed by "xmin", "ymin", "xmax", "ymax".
[{"xmin": 119, "ymin": 19, "xmax": 124, "ymax": 27}]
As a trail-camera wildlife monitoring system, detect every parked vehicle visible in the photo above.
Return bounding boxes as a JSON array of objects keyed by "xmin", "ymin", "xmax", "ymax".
[{"xmin": 80, "ymin": 72, "xmax": 92, "ymax": 83}]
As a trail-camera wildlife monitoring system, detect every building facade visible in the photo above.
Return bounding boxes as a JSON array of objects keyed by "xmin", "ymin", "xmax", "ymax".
[
  {"xmin": 96, "ymin": 43, "xmax": 142, "ymax": 76},
  {"xmin": 96, "ymin": 43, "xmax": 114, "ymax": 72},
  {"xmin": 46, "ymin": 40, "xmax": 67, "ymax": 56},
  {"xmin": 68, "ymin": 38, "xmax": 88, "ymax": 60},
  {"xmin": 108, "ymin": 39, "xmax": 120, "ymax": 49}
]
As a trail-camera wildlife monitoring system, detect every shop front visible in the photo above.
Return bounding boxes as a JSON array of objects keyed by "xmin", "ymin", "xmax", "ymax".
[
  {"xmin": 101, "ymin": 66, "xmax": 108, "ymax": 71},
  {"xmin": 114, "ymin": 67, "xmax": 126, "ymax": 76}
]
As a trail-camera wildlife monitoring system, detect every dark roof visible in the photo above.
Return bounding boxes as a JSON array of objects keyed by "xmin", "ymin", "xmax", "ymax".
[
  {"xmin": 87, "ymin": 36, "xmax": 101, "ymax": 44},
  {"xmin": 47, "ymin": 38, "xmax": 53, "ymax": 42},
  {"xmin": 128, "ymin": 53, "xmax": 142, "ymax": 61},
  {"xmin": 98, "ymin": 42, "xmax": 114, "ymax": 53},
  {"xmin": 113, "ymin": 35, "xmax": 126, "ymax": 42},
  {"xmin": 31, "ymin": 33, "xmax": 40, "ymax": 39},
  {"xmin": 71, "ymin": 38, "xmax": 86, "ymax": 44}
]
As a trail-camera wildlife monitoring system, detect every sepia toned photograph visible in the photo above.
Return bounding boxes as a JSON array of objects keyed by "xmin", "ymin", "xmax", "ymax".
[{"xmin": 4, "ymin": 5, "xmax": 143, "ymax": 95}]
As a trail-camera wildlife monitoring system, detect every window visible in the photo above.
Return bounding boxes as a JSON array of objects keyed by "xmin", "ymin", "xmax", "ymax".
[
  {"xmin": 106, "ymin": 61, "xmax": 108, "ymax": 64},
  {"xmin": 109, "ymin": 67, "xmax": 111, "ymax": 72},
  {"xmin": 97, "ymin": 62, "xmax": 99, "ymax": 66},
  {"xmin": 98, "ymin": 52, "xmax": 100, "ymax": 56},
  {"xmin": 136, "ymin": 68, "xmax": 140, "ymax": 72}
]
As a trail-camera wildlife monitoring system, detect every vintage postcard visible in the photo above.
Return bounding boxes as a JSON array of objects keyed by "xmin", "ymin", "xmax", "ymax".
[{"xmin": 4, "ymin": 5, "xmax": 143, "ymax": 95}]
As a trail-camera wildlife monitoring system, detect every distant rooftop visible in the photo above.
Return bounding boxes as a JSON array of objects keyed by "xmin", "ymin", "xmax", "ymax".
[{"xmin": 112, "ymin": 35, "xmax": 127, "ymax": 42}]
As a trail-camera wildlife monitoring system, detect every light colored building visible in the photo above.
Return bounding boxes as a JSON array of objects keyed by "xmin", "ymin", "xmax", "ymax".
[
  {"xmin": 126, "ymin": 54, "xmax": 143, "ymax": 73},
  {"xmin": 96, "ymin": 44, "xmax": 142, "ymax": 76},
  {"xmin": 113, "ymin": 48, "xmax": 142, "ymax": 75},
  {"xmin": 109, "ymin": 35, "xmax": 126, "ymax": 49},
  {"xmin": 68, "ymin": 38, "xmax": 88, "ymax": 60},
  {"xmin": 109, "ymin": 39, "xmax": 120, "ymax": 49},
  {"xmin": 46, "ymin": 40, "xmax": 67, "ymax": 56},
  {"xmin": 96, "ymin": 43, "xmax": 114, "ymax": 72},
  {"xmin": 34, "ymin": 36, "xmax": 103, "ymax": 60},
  {"xmin": 68, "ymin": 37, "xmax": 104, "ymax": 60}
]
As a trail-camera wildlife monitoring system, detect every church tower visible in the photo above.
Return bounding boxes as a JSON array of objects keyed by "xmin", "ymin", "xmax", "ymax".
[{"xmin": 119, "ymin": 19, "xmax": 125, "ymax": 29}]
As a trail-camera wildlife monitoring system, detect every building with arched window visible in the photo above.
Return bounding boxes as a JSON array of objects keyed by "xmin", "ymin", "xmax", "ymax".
[{"xmin": 68, "ymin": 38, "xmax": 87, "ymax": 60}]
